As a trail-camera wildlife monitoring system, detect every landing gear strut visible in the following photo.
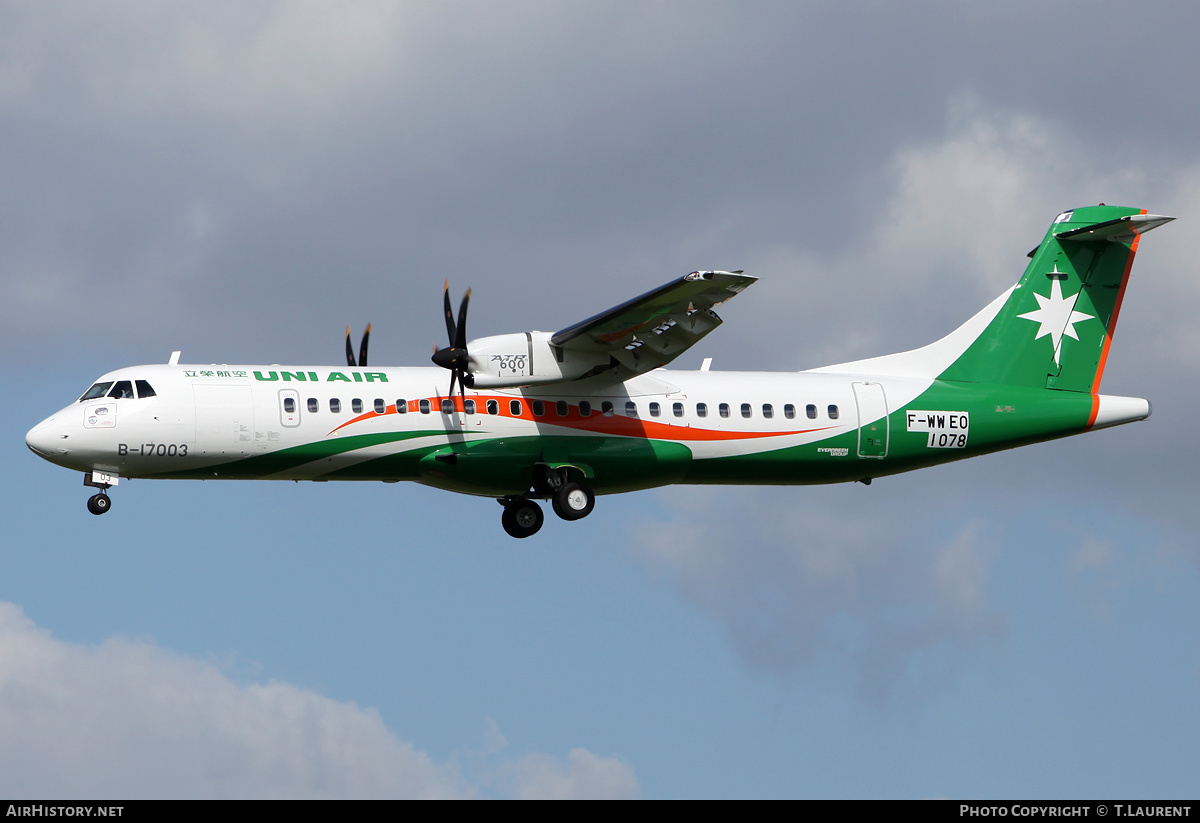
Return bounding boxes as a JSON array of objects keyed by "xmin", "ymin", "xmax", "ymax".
[
  {"xmin": 534, "ymin": 465, "xmax": 596, "ymax": 523},
  {"xmin": 501, "ymin": 498, "xmax": 544, "ymax": 538}
]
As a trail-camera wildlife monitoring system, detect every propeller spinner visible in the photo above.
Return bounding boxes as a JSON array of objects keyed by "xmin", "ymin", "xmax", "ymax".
[{"xmin": 431, "ymin": 280, "xmax": 472, "ymax": 398}]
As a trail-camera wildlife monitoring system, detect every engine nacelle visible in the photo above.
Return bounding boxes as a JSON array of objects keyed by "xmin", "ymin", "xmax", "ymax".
[{"xmin": 467, "ymin": 331, "xmax": 612, "ymax": 388}]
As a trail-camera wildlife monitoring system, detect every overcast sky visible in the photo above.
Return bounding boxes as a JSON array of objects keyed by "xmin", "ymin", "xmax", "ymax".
[{"xmin": 3, "ymin": 1, "xmax": 1199, "ymax": 798}]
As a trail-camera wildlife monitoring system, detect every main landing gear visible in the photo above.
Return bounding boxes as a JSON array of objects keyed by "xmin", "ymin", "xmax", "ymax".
[
  {"xmin": 501, "ymin": 498, "xmax": 544, "ymax": 539},
  {"xmin": 498, "ymin": 472, "xmax": 596, "ymax": 538},
  {"xmin": 86, "ymin": 493, "xmax": 111, "ymax": 515},
  {"xmin": 551, "ymin": 481, "xmax": 594, "ymax": 521}
]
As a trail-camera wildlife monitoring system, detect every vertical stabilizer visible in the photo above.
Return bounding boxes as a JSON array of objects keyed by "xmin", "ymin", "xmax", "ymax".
[{"xmin": 937, "ymin": 206, "xmax": 1172, "ymax": 392}]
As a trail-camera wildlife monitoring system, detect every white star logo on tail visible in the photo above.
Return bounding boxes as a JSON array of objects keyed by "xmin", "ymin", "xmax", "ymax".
[{"xmin": 1017, "ymin": 266, "xmax": 1095, "ymax": 365}]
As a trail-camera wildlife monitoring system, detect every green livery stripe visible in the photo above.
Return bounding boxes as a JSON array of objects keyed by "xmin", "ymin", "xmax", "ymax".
[
  {"xmin": 686, "ymin": 380, "xmax": 1094, "ymax": 484},
  {"xmin": 143, "ymin": 430, "xmax": 446, "ymax": 479},
  {"xmin": 326, "ymin": 434, "xmax": 694, "ymax": 496}
]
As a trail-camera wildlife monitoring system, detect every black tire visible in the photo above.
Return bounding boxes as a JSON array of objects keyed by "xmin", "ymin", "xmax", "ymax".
[
  {"xmin": 87, "ymin": 493, "xmax": 111, "ymax": 516},
  {"xmin": 552, "ymin": 480, "xmax": 594, "ymax": 521},
  {"xmin": 501, "ymin": 500, "xmax": 544, "ymax": 538}
]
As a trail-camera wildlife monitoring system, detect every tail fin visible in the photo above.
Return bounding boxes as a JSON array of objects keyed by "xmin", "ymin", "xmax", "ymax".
[
  {"xmin": 938, "ymin": 206, "xmax": 1172, "ymax": 391},
  {"xmin": 814, "ymin": 206, "xmax": 1173, "ymax": 390}
]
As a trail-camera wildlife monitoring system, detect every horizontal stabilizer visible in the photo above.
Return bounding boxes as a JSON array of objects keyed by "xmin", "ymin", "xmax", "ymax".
[{"xmin": 1055, "ymin": 213, "xmax": 1174, "ymax": 243}]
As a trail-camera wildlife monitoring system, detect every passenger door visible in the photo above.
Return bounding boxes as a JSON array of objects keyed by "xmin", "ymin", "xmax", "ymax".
[{"xmin": 852, "ymin": 381, "xmax": 888, "ymax": 459}]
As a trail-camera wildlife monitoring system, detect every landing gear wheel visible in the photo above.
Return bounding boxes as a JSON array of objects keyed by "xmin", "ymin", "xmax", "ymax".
[
  {"xmin": 552, "ymin": 480, "xmax": 594, "ymax": 521},
  {"xmin": 87, "ymin": 493, "xmax": 111, "ymax": 515},
  {"xmin": 501, "ymin": 499, "xmax": 544, "ymax": 538}
]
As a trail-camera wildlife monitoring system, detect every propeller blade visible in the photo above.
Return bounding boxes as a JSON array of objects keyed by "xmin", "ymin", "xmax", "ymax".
[
  {"xmin": 433, "ymin": 282, "xmax": 474, "ymax": 402},
  {"xmin": 358, "ymin": 323, "xmax": 371, "ymax": 368},
  {"xmin": 442, "ymin": 280, "xmax": 457, "ymax": 347},
  {"xmin": 455, "ymin": 289, "xmax": 471, "ymax": 350},
  {"xmin": 345, "ymin": 325, "xmax": 357, "ymax": 367}
]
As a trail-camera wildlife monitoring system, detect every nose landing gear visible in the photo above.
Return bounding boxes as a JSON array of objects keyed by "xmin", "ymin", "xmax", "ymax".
[{"xmin": 83, "ymin": 471, "xmax": 117, "ymax": 516}]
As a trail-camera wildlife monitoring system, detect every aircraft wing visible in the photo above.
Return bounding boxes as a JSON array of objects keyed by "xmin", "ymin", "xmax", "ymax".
[{"xmin": 551, "ymin": 270, "xmax": 756, "ymax": 375}]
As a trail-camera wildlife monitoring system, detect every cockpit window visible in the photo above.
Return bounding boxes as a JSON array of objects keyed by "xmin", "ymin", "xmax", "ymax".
[
  {"xmin": 80, "ymin": 379, "xmax": 157, "ymax": 401},
  {"xmin": 79, "ymin": 382, "xmax": 114, "ymax": 402},
  {"xmin": 107, "ymin": 381, "xmax": 135, "ymax": 399}
]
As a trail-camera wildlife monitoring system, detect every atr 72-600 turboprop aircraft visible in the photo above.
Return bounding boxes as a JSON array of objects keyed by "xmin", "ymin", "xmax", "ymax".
[{"xmin": 27, "ymin": 205, "xmax": 1171, "ymax": 537}]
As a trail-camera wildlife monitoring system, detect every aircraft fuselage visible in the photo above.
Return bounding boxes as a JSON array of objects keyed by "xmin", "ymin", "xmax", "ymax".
[{"xmin": 26, "ymin": 362, "xmax": 1148, "ymax": 500}]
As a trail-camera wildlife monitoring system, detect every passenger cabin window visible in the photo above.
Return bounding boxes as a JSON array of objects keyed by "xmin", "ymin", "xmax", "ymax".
[
  {"xmin": 308, "ymin": 398, "xmax": 319, "ymax": 413},
  {"xmin": 80, "ymin": 382, "xmax": 114, "ymax": 402},
  {"xmin": 806, "ymin": 404, "xmax": 817, "ymax": 419},
  {"xmin": 625, "ymin": 401, "xmax": 638, "ymax": 417},
  {"xmin": 464, "ymin": 399, "xmax": 476, "ymax": 414},
  {"xmin": 330, "ymin": 398, "xmax": 342, "ymax": 413},
  {"xmin": 649, "ymin": 402, "xmax": 660, "ymax": 417},
  {"xmin": 784, "ymin": 404, "xmax": 795, "ymax": 420},
  {"xmin": 108, "ymin": 381, "xmax": 134, "ymax": 399},
  {"xmin": 419, "ymin": 399, "xmax": 431, "ymax": 414},
  {"xmin": 352, "ymin": 399, "xmax": 363, "ymax": 414},
  {"xmin": 602, "ymin": 401, "xmax": 614, "ymax": 417},
  {"xmin": 719, "ymin": 403, "xmax": 730, "ymax": 418},
  {"xmin": 283, "ymin": 397, "xmax": 296, "ymax": 413},
  {"xmin": 673, "ymin": 402, "xmax": 684, "ymax": 418},
  {"xmin": 487, "ymin": 399, "xmax": 499, "ymax": 415},
  {"xmin": 696, "ymin": 402, "xmax": 708, "ymax": 418},
  {"xmin": 828, "ymin": 404, "xmax": 839, "ymax": 420},
  {"xmin": 375, "ymin": 399, "xmax": 386, "ymax": 414},
  {"xmin": 531, "ymin": 400, "xmax": 545, "ymax": 417},
  {"xmin": 395, "ymin": 399, "xmax": 406, "ymax": 413},
  {"xmin": 441, "ymin": 398, "xmax": 454, "ymax": 414},
  {"xmin": 135, "ymin": 380, "xmax": 156, "ymax": 398},
  {"xmin": 740, "ymin": 403, "xmax": 752, "ymax": 419},
  {"xmin": 579, "ymin": 401, "xmax": 592, "ymax": 417},
  {"xmin": 762, "ymin": 404, "xmax": 773, "ymax": 419},
  {"xmin": 509, "ymin": 400, "xmax": 522, "ymax": 416},
  {"xmin": 556, "ymin": 401, "xmax": 568, "ymax": 417}
]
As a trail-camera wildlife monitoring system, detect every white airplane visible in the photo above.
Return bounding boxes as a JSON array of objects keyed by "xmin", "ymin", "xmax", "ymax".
[{"xmin": 26, "ymin": 206, "xmax": 1171, "ymax": 537}]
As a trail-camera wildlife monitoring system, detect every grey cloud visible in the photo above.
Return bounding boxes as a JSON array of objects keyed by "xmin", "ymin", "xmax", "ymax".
[
  {"xmin": 495, "ymin": 749, "xmax": 640, "ymax": 800},
  {"xmin": 8, "ymin": 3, "xmax": 1200, "ymax": 366},
  {"xmin": 0, "ymin": 601, "xmax": 464, "ymax": 798},
  {"xmin": 0, "ymin": 601, "xmax": 637, "ymax": 799},
  {"xmin": 627, "ymin": 484, "xmax": 1004, "ymax": 704}
]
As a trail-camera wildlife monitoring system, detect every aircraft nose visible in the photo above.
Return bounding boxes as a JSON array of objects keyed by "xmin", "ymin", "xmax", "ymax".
[{"xmin": 25, "ymin": 416, "xmax": 67, "ymax": 459}]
